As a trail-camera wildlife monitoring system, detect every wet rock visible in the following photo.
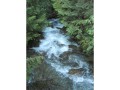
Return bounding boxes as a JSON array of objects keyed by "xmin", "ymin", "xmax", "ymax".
[
  {"xmin": 69, "ymin": 45, "xmax": 78, "ymax": 49},
  {"xmin": 53, "ymin": 41, "xmax": 65, "ymax": 47},
  {"xmin": 27, "ymin": 49, "xmax": 39, "ymax": 58},
  {"xmin": 60, "ymin": 60, "xmax": 79, "ymax": 67},
  {"xmin": 68, "ymin": 68, "xmax": 85, "ymax": 75},
  {"xmin": 87, "ymin": 56, "xmax": 94, "ymax": 63},
  {"xmin": 56, "ymin": 27, "xmax": 63, "ymax": 29},
  {"xmin": 28, "ymin": 62, "xmax": 73, "ymax": 90},
  {"xmin": 68, "ymin": 45, "xmax": 80, "ymax": 54},
  {"xmin": 59, "ymin": 27, "xmax": 67, "ymax": 33},
  {"xmin": 59, "ymin": 51, "xmax": 71, "ymax": 61},
  {"xmin": 27, "ymin": 48, "xmax": 46, "ymax": 58},
  {"xmin": 67, "ymin": 62, "xmax": 79, "ymax": 67},
  {"xmin": 89, "ymin": 64, "xmax": 94, "ymax": 74},
  {"xmin": 27, "ymin": 78, "xmax": 63, "ymax": 90},
  {"xmin": 84, "ymin": 55, "xmax": 94, "ymax": 68},
  {"xmin": 27, "ymin": 80, "xmax": 53, "ymax": 90},
  {"xmin": 58, "ymin": 44, "xmax": 65, "ymax": 47}
]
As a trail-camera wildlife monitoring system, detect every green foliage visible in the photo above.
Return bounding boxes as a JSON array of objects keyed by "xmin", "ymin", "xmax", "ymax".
[
  {"xmin": 27, "ymin": 0, "xmax": 53, "ymax": 46},
  {"xmin": 27, "ymin": 55, "xmax": 44, "ymax": 81},
  {"xmin": 52, "ymin": 0, "xmax": 94, "ymax": 55}
]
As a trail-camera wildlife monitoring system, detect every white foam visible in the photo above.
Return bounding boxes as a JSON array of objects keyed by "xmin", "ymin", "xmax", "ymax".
[
  {"xmin": 32, "ymin": 19, "xmax": 94, "ymax": 89},
  {"xmin": 33, "ymin": 25, "xmax": 71, "ymax": 58}
]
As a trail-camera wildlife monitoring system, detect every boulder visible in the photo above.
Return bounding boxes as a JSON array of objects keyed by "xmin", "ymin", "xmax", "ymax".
[
  {"xmin": 68, "ymin": 62, "xmax": 79, "ymax": 67},
  {"xmin": 68, "ymin": 68, "xmax": 85, "ymax": 75},
  {"xmin": 68, "ymin": 45, "xmax": 81, "ymax": 54},
  {"xmin": 59, "ymin": 51, "xmax": 72, "ymax": 61},
  {"xmin": 62, "ymin": 62, "xmax": 79, "ymax": 68}
]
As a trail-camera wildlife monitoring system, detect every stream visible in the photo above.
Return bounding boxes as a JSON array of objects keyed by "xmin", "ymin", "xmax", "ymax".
[{"xmin": 28, "ymin": 19, "xmax": 94, "ymax": 90}]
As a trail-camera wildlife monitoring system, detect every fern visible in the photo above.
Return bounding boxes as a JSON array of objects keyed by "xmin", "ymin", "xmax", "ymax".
[
  {"xmin": 27, "ymin": 0, "xmax": 53, "ymax": 47},
  {"xmin": 27, "ymin": 55, "xmax": 44, "ymax": 81},
  {"xmin": 52, "ymin": 0, "xmax": 94, "ymax": 55}
]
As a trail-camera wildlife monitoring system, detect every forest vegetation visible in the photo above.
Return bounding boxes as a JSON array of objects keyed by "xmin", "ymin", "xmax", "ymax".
[
  {"xmin": 27, "ymin": 0, "xmax": 93, "ymax": 55},
  {"xmin": 27, "ymin": 0, "xmax": 94, "ymax": 88},
  {"xmin": 52, "ymin": 0, "xmax": 93, "ymax": 55}
]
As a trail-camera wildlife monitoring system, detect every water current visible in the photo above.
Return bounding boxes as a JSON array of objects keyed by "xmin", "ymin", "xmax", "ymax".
[{"xmin": 32, "ymin": 19, "xmax": 94, "ymax": 90}]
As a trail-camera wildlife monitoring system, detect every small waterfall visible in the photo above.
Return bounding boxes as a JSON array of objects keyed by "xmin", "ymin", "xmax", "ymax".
[{"xmin": 32, "ymin": 19, "xmax": 94, "ymax": 90}]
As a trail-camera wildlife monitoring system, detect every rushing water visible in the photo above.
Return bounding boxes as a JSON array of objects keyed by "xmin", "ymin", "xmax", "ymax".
[{"xmin": 32, "ymin": 19, "xmax": 94, "ymax": 90}]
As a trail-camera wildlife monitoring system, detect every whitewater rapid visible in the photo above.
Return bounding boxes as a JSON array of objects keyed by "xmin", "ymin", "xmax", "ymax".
[{"xmin": 32, "ymin": 19, "xmax": 94, "ymax": 90}]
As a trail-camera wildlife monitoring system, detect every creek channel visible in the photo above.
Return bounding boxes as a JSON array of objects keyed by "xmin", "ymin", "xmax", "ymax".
[{"xmin": 28, "ymin": 19, "xmax": 94, "ymax": 90}]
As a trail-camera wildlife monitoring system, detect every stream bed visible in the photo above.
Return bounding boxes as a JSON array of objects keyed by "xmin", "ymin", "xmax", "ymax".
[{"xmin": 27, "ymin": 19, "xmax": 94, "ymax": 90}]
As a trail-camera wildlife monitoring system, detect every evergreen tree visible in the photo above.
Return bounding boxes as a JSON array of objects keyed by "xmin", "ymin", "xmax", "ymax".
[
  {"xmin": 52, "ymin": 0, "xmax": 94, "ymax": 55},
  {"xmin": 27, "ymin": 0, "xmax": 54, "ymax": 47}
]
